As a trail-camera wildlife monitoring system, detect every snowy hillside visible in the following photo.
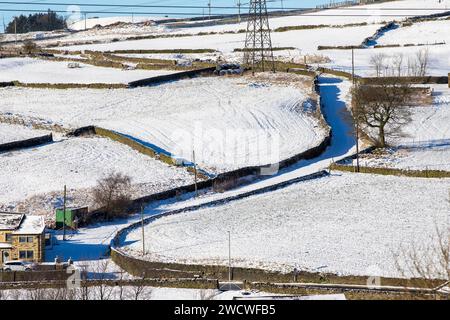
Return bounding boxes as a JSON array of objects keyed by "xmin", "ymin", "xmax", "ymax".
[
  {"xmin": 121, "ymin": 172, "xmax": 450, "ymax": 278},
  {"xmin": 0, "ymin": 137, "xmax": 193, "ymax": 214},
  {"xmin": 0, "ymin": 57, "xmax": 179, "ymax": 84},
  {"xmin": 0, "ymin": 75, "xmax": 326, "ymax": 173},
  {"xmin": 0, "ymin": 123, "xmax": 50, "ymax": 144},
  {"xmin": 68, "ymin": 16, "xmax": 170, "ymax": 31}
]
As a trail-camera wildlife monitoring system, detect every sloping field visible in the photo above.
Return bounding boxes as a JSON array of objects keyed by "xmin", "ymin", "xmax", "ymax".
[
  {"xmin": 58, "ymin": 24, "xmax": 381, "ymax": 57},
  {"xmin": 0, "ymin": 137, "xmax": 193, "ymax": 214},
  {"xmin": 121, "ymin": 172, "xmax": 450, "ymax": 278},
  {"xmin": 0, "ymin": 75, "xmax": 326, "ymax": 173},
  {"xmin": 0, "ymin": 57, "xmax": 179, "ymax": 84},
  {"xmin": 0, "ymin": 123, "xmax": 50, "ymax": 144}
]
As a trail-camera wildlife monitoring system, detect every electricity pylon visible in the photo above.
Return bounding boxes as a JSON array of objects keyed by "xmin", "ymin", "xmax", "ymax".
[{"xmin": 243, "ymin": 0, "xmax": 276, "ymax": 73}]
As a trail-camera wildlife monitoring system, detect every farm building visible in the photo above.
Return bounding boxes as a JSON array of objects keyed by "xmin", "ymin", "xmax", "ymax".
[{"xmin": 0, "ymin": 212, "xmax": 46, "ymax": 264}]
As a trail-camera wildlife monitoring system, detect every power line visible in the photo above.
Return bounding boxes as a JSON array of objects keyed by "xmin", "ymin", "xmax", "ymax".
[
  {"xmin": 0, "ymin": 8, "xmax": 445, "ymax": 17},
  {"xmin": 0, "ymin": 1, "xmax": 449, "ymax": 11}
]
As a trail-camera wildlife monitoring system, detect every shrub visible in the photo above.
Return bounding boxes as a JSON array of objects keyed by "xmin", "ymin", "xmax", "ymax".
[{"xmin": 93, "ymin": 172, "xmax": 133, "ymax": 221}]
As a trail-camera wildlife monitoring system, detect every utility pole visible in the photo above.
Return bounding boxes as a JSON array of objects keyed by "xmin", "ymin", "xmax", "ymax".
[
  {"xmin": 244, "ymin": 0, "xmax": 276, "ymax": 74},
  {"xmin": 237, "ymin": 0, "xmax": 242, "ymax": 24},
  {"xmin": 193, "ymin": 150, "xmax": 198, "ymax": 197},
  {"xmin": 63, "ymin": 185, "xmax": 66, "ymax": 241},
  {"xmin": 14, "ymin": 18, "xmax": 17, "ymax": 46},
  {"xmin": 208, "ymin": 0, "xmax": 212, "ymax": 20},
  {"xmin": 352, "ymin": 48, "xmax": 361, "ymax": 173},
  {"xmin": 84, "ymin": 12, "xmax": 87, "ymax": 31},
  {"xmin": 228, "ymin": 231, "xmax": 232, "ymax": 282},
  {"xmin": 141, "ymin": 206, "xmax": 146, "ymax": 256}
]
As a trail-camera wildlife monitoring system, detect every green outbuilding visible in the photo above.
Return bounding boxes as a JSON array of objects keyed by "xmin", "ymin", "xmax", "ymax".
[{"xmin": 55, "ymin": 207, "xmax": 88, "ymax": 229}]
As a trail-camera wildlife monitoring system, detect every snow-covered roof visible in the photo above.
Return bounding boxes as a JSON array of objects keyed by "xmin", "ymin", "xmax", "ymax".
[
  {"xmin": 12, "ymin": 215, "xmax": 45, "ymax": 235},
  {"xmin": 0, "ymin": 213, "xmax": 24, "ymax": 231}
]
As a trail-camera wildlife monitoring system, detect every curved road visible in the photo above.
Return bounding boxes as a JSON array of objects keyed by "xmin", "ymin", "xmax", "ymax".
[{"xmin": 47, "ymin": 75, "xmax": 357, "ymax": 262}]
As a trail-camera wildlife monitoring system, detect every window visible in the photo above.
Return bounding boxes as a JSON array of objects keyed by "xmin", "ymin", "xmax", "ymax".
[
  {"xmin": 5, "ymin": 233, "xmax": 12, "ymax": 243},
  {"xmin": 19, "ymin": 251, "xmax": 34, "ymax": 260},
  {"xmin": 19, "ymin": 236, "xmax": 34, "ymax": 243}
]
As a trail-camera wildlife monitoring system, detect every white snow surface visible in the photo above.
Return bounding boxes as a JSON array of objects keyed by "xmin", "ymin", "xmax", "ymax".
[
  {"xmin": 68, "ymin": 16, "xmax": 169, "ymax": 31},
  {"xmin": 378, "ymin": 20, "xmax": 450, "ymax": 46},
  {"xmin": 121, "ymin": 172, "xmax": 450, "ymax": 278},
  {"xmin": 0, "ymin": 57, "xmax": 178, "ymax": 84},
  {"xmin": 58, "ymin": 24, "xmax": 382, "ymax": 56},
  {"xmin": 0, "ymin": 123, "xmax": 50, "ymax": 144},
  {"xmin": 0, "ymin": 137, "xmax": 193, "ymax": 205},
  {"xmin": 0, "ymin": 76, "xmax": 325, "ymax": 173}
]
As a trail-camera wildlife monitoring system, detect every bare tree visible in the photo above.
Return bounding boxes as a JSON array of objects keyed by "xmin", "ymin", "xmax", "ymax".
[
  {"xmin": 416, "ymin": 48, "xmax": 430, "ymax": 77},
  {"xmin": 93, "ymin": 171, "xmax": 132, "ymax": 221},
  {"xmin": 197, "ymin": 289, "xmax": 217, "ymax": 300},
  {"xmin": 27, "ymin": 287, "xmax": 49, "ymax": 300},
  {"xmin": 392, "ymin": 53, "xmax": 404, "ymax": 77},
  {"xmin": 130, "ymin": 279, "xmax": 148, "ymax": 300},
  {"xmin": 92, "ymin": 259, "xmax": 114, "ymax": 300},
  {"xmin": 395, "ymin": 223, "xmax": 449, "ymax": 295},
  {"xmin": 352, "ymin": 79, "xmax": 414, "ymax": 148},
  {"xmin": 370, "ymin": 53, "xmax": 387, "ymax": 77}
]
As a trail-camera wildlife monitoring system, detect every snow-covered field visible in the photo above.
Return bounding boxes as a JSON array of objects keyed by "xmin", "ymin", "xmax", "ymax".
[
  {"xmin": 58, "ymin": 24, "xmax": 382, "ymax": 58},
  {"xmin": 0, "ymin": 57, "xmax": 178, "ymax": 84},
  {"xmin": 377, "ymin": 20, "xmax": 450, "ymax": 46},
  {"xmin": 121, "ymin": 172, "xmax": 450, "ymax": 278},
  {"xmin": 68, "ymin": 16, "xmax": 170, "ymax": 31},
  {"xmin": 321, "ymin": 44, "xmax": 450, "ymax": 77},
  {"xmin": 0, "ymin": 123, "xmax": 50, "ymax": 144},
  {"xmin": 0, "ymin": 75, "xmax": 325, "ymax": 173},
  {"xmin": 56, "ymin": 11, "xmax": 450, "ymax": 77},
  {"xmin": 0, "ymin": 136, "xmax": 193, "ymax": 215}
]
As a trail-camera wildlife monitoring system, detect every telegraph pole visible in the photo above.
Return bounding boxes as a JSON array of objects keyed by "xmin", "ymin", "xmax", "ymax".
[
  {"xmin": 63, "ymin": 185, "xmax": 66, "ymax": 241},
  {"xmin": 14, "ymin": 18, "xmax": 17, "ymax": 45},
  {"xmin": 352, "ymin": 48, "xmax": 361, "ymax": 173},
  {"xmin": 244, "ymin": 0, "xmax": 276, "ymax": 73},
  {"xmin": 84, "ymin": 12, "xmax": 87, "ymax": 30},
  {"xmin": 228, "ymin": 231, "xmax": 232, "ymax": 282},
  {"xmin": 237, "ymin": 1, "xmax": 242, "ymax": 23},
  {"xmin": 193, "ymin": 150, "xmax": 198, "ymax": 197},
  {"xmin": 141, "ymin": 206, "xmax": 146, "ymax": 256},
  {"xmin": 208, "ymin": 0, "xmax": 212, "ymax": 20}
]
